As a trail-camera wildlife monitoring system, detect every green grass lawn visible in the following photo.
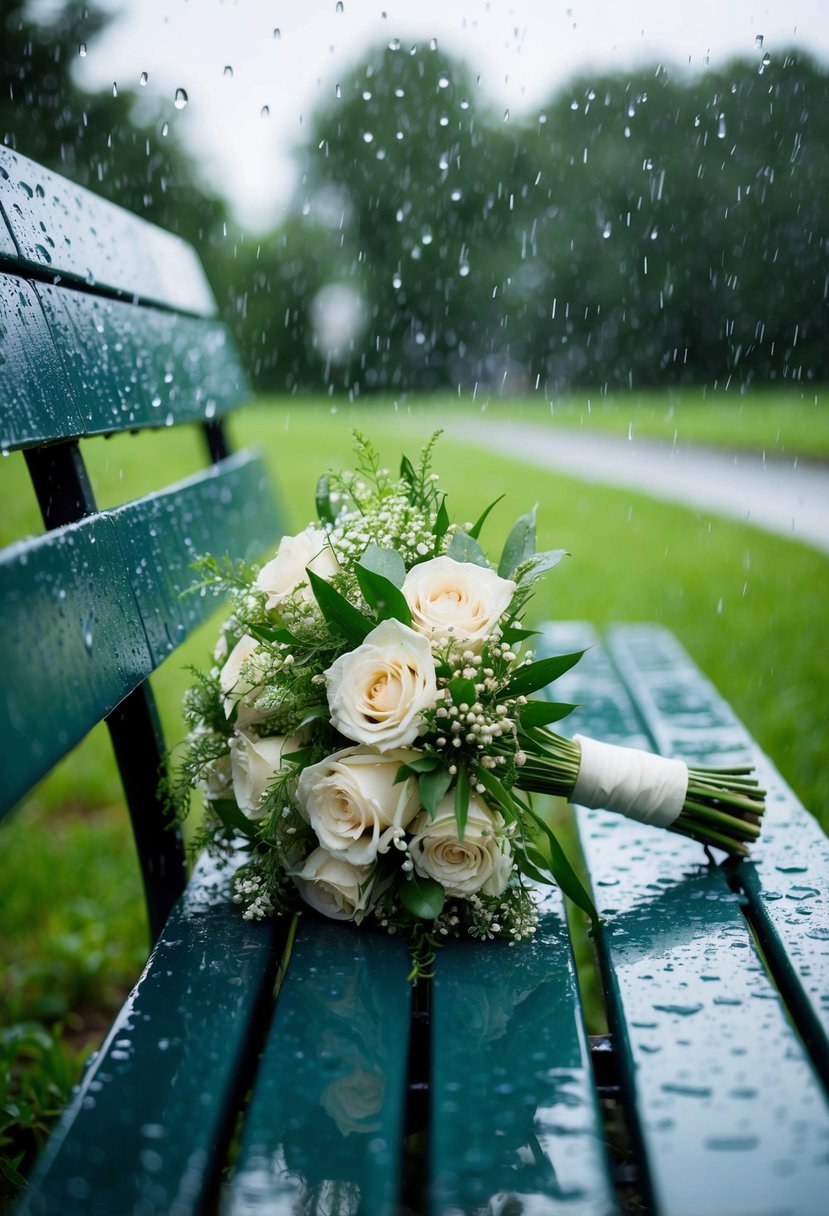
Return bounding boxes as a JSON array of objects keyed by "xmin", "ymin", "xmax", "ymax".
[{"xmin": 1, "ymin": 391, "xmax": 827, "ymax": 1199}]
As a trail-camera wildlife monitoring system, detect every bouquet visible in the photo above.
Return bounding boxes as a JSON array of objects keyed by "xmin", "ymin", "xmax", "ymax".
[{"xmin": 168, "ymin": 434, "xmax": 765, "ymax": 976}]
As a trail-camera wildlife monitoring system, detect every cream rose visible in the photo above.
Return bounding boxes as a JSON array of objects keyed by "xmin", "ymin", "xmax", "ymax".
[
  {"xmin": 297, "ymin": 746, "xmax": 420, "ymax": 865},
  {"xmin": 289, "ymin": 848, "xmax": 374, "ymax": 922},
  {"xmin": 219, "ymin": 635, "xmax": 268, "ymax": 723},
  {"xmin": 402, "ymin": 556, "xmax": 516, "ymax": 653},
  {"xmin": 409, "ymin": 793, "xmax": 512, "ymax": 897},
  {"xmin": 324, "ymin": 618, "xmax": 437, "ymax": 750},
  {"xmin": 230, "ymin": 731, "xmax": 304, "ymax": 815},
  {"xmin": 255, "ymin": 525, "xmax": 339, "ymax": 611}
]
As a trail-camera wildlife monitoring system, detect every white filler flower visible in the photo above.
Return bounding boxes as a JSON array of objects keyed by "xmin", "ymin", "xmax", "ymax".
[
  {"xmin": 402, "ymin": 556, "xmax": 516, "ymax": 652},
  {"xmin": 297, "ymin": 745, "xmax": 420, "ymax": 865},
  {"xmin": 324, "ymin": 618, "xmax": 437, "ymax": 749},
  {"xmin": 409, "ymin": 793, "xmax": 512, "ymax": 897}
]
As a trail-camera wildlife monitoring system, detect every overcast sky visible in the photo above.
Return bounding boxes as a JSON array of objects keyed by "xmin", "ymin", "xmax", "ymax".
[{"xmin": 72, "ymin": 0, "xmax": 829, "ymax": 231}]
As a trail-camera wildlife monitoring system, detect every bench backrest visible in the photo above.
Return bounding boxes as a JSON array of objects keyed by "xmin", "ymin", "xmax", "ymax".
[{"xmin": 0, "ymin": 147, "xmax": 282, "ymax": 939}]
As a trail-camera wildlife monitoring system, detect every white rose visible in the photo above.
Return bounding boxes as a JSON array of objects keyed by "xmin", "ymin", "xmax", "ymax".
[
  {"xmin": 297, "ymin": 746, "xmax": 420, "ymax": 865},
  {"xmin": 402, "ymin": 556, "xmax": 516, "ymax": 653},
  {"xmin": 255, "ymin": 526, "xmax": 339, "ymax": 611},
  {"xmin": 229, "ymin": 731, "xmax": 304, "ymax": 815},
  {"xmin": 409, "ymin": 793, "xmax": 512, "ymax": 897},
  {"xmin": 324, "ymin": 618, "xmax": 437, "ymax": 750},
  {"xmin": 201, "ymin": 751, "xmax": 232, "ymax": 801},
  {"xmin": 289, "ymin": 848, "xmax": 374, "ymax": 922},
  {"xmin": 320, "ymin": 1069, "xmax": 385, "ymax": 1136},
  {"xmin": 219, "ymin": 635, "xmax": 267, "ymax": 723}
]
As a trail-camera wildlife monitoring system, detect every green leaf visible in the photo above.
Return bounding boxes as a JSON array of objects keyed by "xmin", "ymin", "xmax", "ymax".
[
  {"xmin": 498, "ymin": 505, "xmax": 537, "ymax": 578},
  {"xmin": 447, "ymin": 676, "xmax": 476, "ymax": 707},
  {"xmin": 468, "ymin": 494, "xmax": 505, "ymax": 540},
  {"xmin": 502, "ymin": 650, "xmax": 585, "ymax": 698},
  {"xmin": 433, "ymin": 495, "xmax": 450, "ymax": 550},
  {"xmin": 454, "ymin": 764, "xmax": 470, "ymax": 840},
  {"xmin": 527, "ymin": 806, "xmax": 601, "ymax": 928},
  {"xmin": 400, "ymin": 454, "xmax": 417, "ymax": 489},
  {"xmin": 0, "ymin": 1154, "xmax": 27, "ymax": 1188},
  {"xmin": 355, "ymin": 563, "xmax": 412, "ymax": 626},
  {"xmin": 446, "ymin": 530, "xmax": 490, "ymax": 568},
  {"xmin": 359, "ymin": 543, "xmax": 406, "ymax": 588},
  {"xmin": 297, "ymin": 704, "xmax": 331, "ymax": 729},
  {"xmin": 419, "ymin": 766, "xmax": 453, "ymax": 817},
  {"xmin": 248, "ymin": 623, "xmax": 300, "ymax": 647},
  {"xmin": 501, "ymin": 625, "xmax": 541, "ymax": 644},
  {"xmin": 400, "ymin": 873, "xmax": 445, "ymax": 920},
  {"xmin": 307, "ymin": 568, "xmax": 374, "ymax": 645},
  {"xmin": 519, "ymin": 701, "xmax": 578, "ymax": 727},
  {"xmin": 395, "ymin": 755, "xmax": 442, "ymax": 782},
  {"xmin": 212, "ymin": 799, "xmax": 259, "ymax": 841},
  {"xmin": 315, "ymin": 473, "xmax": 337, "ymax": 526},
  {"xmin": 474, "ymin": 765, "xmax": 519, "ymax": 823},
  {"xmin": 517, "ymin": 548, "xmax": 568, "ymax": 587}
]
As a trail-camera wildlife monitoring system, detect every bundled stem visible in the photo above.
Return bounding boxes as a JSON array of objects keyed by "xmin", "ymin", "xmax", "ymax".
[{"xmin": 510, "ymin": 733, "xmax": 765, "ymax": 857}]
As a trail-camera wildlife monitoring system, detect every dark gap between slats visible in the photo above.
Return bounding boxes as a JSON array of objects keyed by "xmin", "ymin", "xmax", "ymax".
[
  {"xmin": 400, "ymin": 979, "xmax": 431, "ymax": 1215},
  {"xmin": 0, "ymin": 256, "xmax": 212, "ymax": 320},
  {"xmin": 724, "ymin": 861, "xmax": 829, "ymax": 1095}
]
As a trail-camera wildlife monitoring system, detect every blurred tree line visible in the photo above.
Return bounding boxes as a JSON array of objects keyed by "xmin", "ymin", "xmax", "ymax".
[{"xmin": 3, "ymin": 2, "xmax": 828, "ymax": 396}]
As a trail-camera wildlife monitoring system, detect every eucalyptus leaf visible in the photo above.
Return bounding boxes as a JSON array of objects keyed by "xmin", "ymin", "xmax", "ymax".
[
  {"xmin": 498, "ymin": 505, "xmax": 537, "ymax": 578},
  {"xmin": 517, "ymin": 548, "xmax": 568, "ymax": 587},
  {"xmin": 355, "ymin": 563, "xmax": 412, "ymax": 626},
  {"xmin": 395, "ymin": 755, "xmax": 442, "ymax": 783},
  {"xmin": 400, "ymin": 873, "xmax": 445, "ymax": 920},
  {"xmin": 359, "ymin": 543, "xmax": 406, "ymax": 588},
  {"xmin": 446, "ymin": 530, "xmax": 490, "ymax": 568},
  {"xmin": 502, "ymin": 650, "xmax": 585, "ymax": 698},
  {"xmin": 307, "ymin": 569, "xmax": 374, "ymax": 645},
  {"xmin": 419, "ymin": 766, "xmax": 453, "ymax": 817}
]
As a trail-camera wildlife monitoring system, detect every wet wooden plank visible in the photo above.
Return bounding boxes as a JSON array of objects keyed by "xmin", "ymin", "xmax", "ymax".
[
  {"xmin": 539, "ymin": 621, "xmax": 829, "ymax": 1216},
  {"xmin": 430, "ymin": 887, "xmax": 618, "ymax": 1216},
  {"xmin": 16, "ymin": 855, "xmax": 284, "ymax": 1216},
  {"xmin": 225, "ymin": 921, "xmax": 412, "ymax": 1216},
  {"xmin": 0, "ymin": 146, "xmax": 215, "ymax": 316}
]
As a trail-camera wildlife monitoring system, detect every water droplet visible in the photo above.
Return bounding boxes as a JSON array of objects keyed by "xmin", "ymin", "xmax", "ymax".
[
  {"xmin": 362, "ymin": 90, "xmax": 372, "ymax": 100},
  {"xmin": 653, "ymin": 1003, "xmax": 703, "ymax": 1017},
  {"xmin": 705, "ymin": 1135, "xmax": 759, "ymax": 1151},
  {"xmin": 223, "ymin": 65, "xmax": 233, "ymax": 79},
  {"xmin": 336, "ymin": 1, "xmax": 344, "ymax": 12},
  {"xmin": 503, "ymin": 108, "xmax": 510, "ymax": 122},
  {"xmin": 438, "ymin": 75, "xmax": 449, "ymax": 90},
  {"xmin": 260, "ymin": 105, "xmax": 270, "ymax": 119},
  {"xmin": 458, "ymin": 260, "xmax": 470, "ymax": 277},
  {"xmin": 174, "ymin": 88, "xmax": 188, "ymax": 110},
  {"xmin": 717, "ymin": 113, "xmax": 727, "ymax": 139},
  {"xmin": 602, "ymin": 221, "xmax": 612, "ymax": 239},
  {"xmin": 430, "ymin": 37, "xmax": 438, "ymax": 51},
  {"xmin": 460, "ymin": 98, "xmax": 469, "ymax": 110},
  {"xmin": 806, "ymin": 926, "xmax": 829, "ymax": 941},
  {"xmin": 335, "ymin": 83, "xmax": 342, "ymax": 98},
  {"xmin": 755, "ymin": 34, "xmax": 764, "ymax": 49},
  {"xmin": 112, "ymin": 81, "xmax": 118, "ymax": 98},
  {"xmin": 450, "ymin": 189, "xmax": 462, "ymax": 202},
  {"xmin": 362, "ymin": 131, "xmax": 374, "ymax": 143},
  {"xmin": 160, "ymin": 121, "xmax": 169, "ymax": 138},
  {"xmin": 78, "ymin": 42, "xmax": 87, "ymax": 58},
  {"xmin": 388, "ymin": 37, "xmax": 400, "ymax": 51},
  {"xmin": 273, "ymin": 27, "xmax": 281, "ymax": 39},
  {"xmin": 775, "ymin": 863, "xmax": 807, "ymax": 874},
  {"xmin": 139, "ymin": 71, "xmax": 148, "ymax": 87},
  {"xmin": 392, "ymin": 273, "xmax": 402, "ymax": 289},
  {"xmin": 394, "ymin": 87, "xmax": 405, "ymax": 98},
  {"xmin": 759, "ymin": 52, "xmax": 771, "ymax": 74},
  {"xmin": 421, "ymin": 229, "xmax": 433, "ymax": 245},
  {"xmin": 662, "ymin": 1082, "xmax": 712, "ymax": 1098}
]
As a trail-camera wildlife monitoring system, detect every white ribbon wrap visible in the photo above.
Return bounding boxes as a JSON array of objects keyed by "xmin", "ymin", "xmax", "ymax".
[{"xmin": 571, "ymin": 734, "xmax": 688, "ymax": 828}]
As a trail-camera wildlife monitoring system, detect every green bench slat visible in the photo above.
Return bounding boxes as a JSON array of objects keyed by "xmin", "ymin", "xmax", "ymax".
[
  {"xmin": 0, "ymin": 273, "xmax": 86, "ymax": 448},
  {"xmin": 16, "ymin": 855, "xmax": 285, "ymax": 1216},
  {"xmin": 430, "ymin": 887, "xmax": 617, "ymax": 1216},
  {"xmin": 541, "ymin": 622, "xmax": 829, "ymax": 1216},
  {"xmin": 606, "ymin": 624, "xmax": 829, "ymax": 1084},
  {"xmin": 0, "ymin": 276, "xmax": 247, "ymax": 452},
  {"xmin": 0, "ymin": 516, "xmax": 153, "ymax": 818},
  {"xmin": 110, "ymin": 451, "xmax": 281, "ymax": 667},
  {"xmin": 0, "ymin": 453, "xmax": 278, "ymax": 815},
  {"xmin": 0, "ymin": 147, "xmax": 216, "ymax": 317},
  {"xmin": 225, "ymin": 920, "xmax": 412, "ymax": 1216}
]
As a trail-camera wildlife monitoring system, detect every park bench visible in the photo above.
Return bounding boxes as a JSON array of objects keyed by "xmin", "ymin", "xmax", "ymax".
[{"xmin": 2, "ymin": 145, "xmax": 828, "ymax": 1216}]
